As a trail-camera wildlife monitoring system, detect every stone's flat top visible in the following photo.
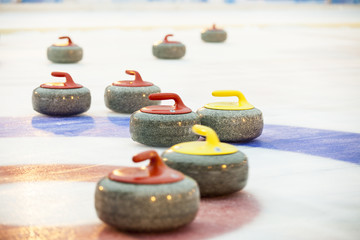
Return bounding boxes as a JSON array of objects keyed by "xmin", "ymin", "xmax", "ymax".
[{"xmin": 0, "ymin": 3, "xmax": 360, "ymax": 240}]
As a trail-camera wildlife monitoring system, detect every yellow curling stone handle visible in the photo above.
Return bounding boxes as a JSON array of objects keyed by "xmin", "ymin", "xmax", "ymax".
[
  {"xmin": 205, "ymin": 90, "xmax": 254, "ymax": 110},
  {"xmin": 171, "ymin": 125, "xmax": 238, "ymax": 155}
]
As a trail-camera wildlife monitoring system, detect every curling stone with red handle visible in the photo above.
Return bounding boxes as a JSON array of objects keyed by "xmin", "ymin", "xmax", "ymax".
[
  {"xmin": 130, "ymin": 93, "xmax": 200, "ymax": 147},
  {"xmin": 104, "ymin": 70, "xmax": 161, "ymax": 113},
  {"xmin": 32, "ymin": 72, "xmax": 91, "ymax": 116},
  {"xmin": 201, "ymin": 24, "xmax": 227, "ymax": 43},
  {"xmin": 47, "ymin": 36, "xmax": 83, "ymax": 63},
  {"xmin": 162, "ymin": 125, "xmax": 248, "ymax": 197},
  {"xmin": 197, "ymin": 90, "xmax": 263, "ymax": 142},
  {"xmin": 152, "ymin": 34, "xmax": 186, "ymax": 59},
  {"xmin": 95, "ymin": 150, "xmax": 200, "ymax": 232}
]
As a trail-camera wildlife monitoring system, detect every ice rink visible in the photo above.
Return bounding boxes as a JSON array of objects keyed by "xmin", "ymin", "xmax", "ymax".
[{"xmin": 0, "ymin": 2, "xmax": 360, "ymax": 239}]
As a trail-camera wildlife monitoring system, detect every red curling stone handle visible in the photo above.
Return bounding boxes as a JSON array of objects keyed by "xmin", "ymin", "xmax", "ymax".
[
  {"xmin": 125, "ymin": 70, "xmax": 144, "ymax": 84},
  {"xmin": 149, "ymin": 93, "xmax": 188, "ymax": 111},
  {"xmin": 40, "ymin": 72, "xmax": 83, "ymax": 89},
  {"xmin": 133, "ymin": 150, "xmax": 166, "ymax": 177},
  {"xmin": 141, "ymin": 93, "xmax": 192, "ymax": 114},
  {"xmin": 109, "ymin": 150, "xmax": 184, "ymax": 184},
  {"xmin": 52, "ymin": 72, "xmax": 79, "ymax": 88},
  {"xmin": 59, "ymin": 36, "xmax": 73, "ymax": 45},
  {"xmin": 163, "ymin": 34, "xmax": 180, "ymax": 44}
]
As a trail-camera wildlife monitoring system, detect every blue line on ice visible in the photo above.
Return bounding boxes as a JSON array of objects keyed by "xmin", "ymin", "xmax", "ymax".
[{"xmin": 0, "ymin": 116, "xmax": 359, "ymax": 164}]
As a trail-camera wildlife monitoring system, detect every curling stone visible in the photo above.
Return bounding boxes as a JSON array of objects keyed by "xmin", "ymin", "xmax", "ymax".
[
  {"xmin": 197, "ymin": 90, "xmax": 263, "ymax": 142},
  {"xmin": 152, "ymin": 34, "xmax": 186, "ymax": 59},
  {"xmin": 162, "ymin": 125, "xmax": 248, "ymax": 197},
  {"xmin": 47, "ymin": 36, "xmax": 83, "ymax": 63},
  {"xmin": 95, "ymin": 150, "xmax": 200, "ymax": 232},
  {"xmin": 104, "ymin": 70, "xmax": 161, "ymax": 113},
  {"xmin": 201, "ymin": 24, "xmax": 227, "ymax": 43},
  {"xmin": 130, "ymin": 93, "xmax": 200, "ymax": 147},
  {"xmin": 32, "ymin": 72, "xmax": 91, "ymax": 116}
]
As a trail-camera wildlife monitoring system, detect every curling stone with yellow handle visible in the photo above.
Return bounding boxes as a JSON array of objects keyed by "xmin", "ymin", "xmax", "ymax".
[
  {"xmin": 201, "ymin": 24, "xmax": 227, "ymax": 43},
  {"xmin": 152, "ymin": 34, "xmax": 186, "ymax": 59},
  {"xmin": 104, "ymin": 70, "xmax": 161, "ymax": 113},
  {"xmin": 95, "ymin": 150, "xmax": 200, "ymax": 232},
  {"xmin": 197, "ymin": 90, "xmax": 263, "ymax": 142},
  {"xmin": 130, "ymin": 93, "xmax": 200, "ymax": 147},
  {"xmin": 162, "ymin": 125, "xmax": 248, "ymax": 197},
  {"xmin": 47, "ymin": 36, "xmax": 83, "ymax": 63},
  {"xmin": 32, "ymin": 72, "xmax": 91, "ymax": 116}
]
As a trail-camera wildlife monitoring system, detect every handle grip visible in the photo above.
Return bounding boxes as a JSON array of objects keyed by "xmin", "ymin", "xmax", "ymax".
[
  {"xmin": 163, "ymin": 34, "xmax": 179, "ymax": 44},
  {"xmin": 212, "ymin": 90, "xmax": 250, "ymax": 107},
  {"xmin": 192, "ymin": 125, "xmax": 220, "ymax": 147},
  {"xmin": 125, "ymin": 70, "xmax": 144, "ymax": 84},
  {"xmin": 132, "ymin": 150, "xmax": 166, "ymax": 177},
  {"xmin": 59, "ymin": 36, "xmax": 73, "ymax": 45},
  {"xmin": 51, "ymin": 72, "xmax": 78, "ymax": 88},
  {"xmin": 149, "ymin": 93, "xmax": 187, "ymax": 111}
]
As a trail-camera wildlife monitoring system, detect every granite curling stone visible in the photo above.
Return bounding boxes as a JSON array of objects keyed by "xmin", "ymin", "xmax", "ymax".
[
  {"xmin": 32, "ymin": 72, "xmax": 91, "ymax": 116},
  {"xmin": 197, "ymin": 90, "xmax": 263, "ymax": 142},
  {"xmin": 152, "ymin": 34, "xmax": 186, "ymax": 59},
  {"xmin": 95, "ymin": 150, "xmax": 200, "ymax": 232},
  {"xmin": 104, "ymin": 70, "xmax": 161, "ymax": 113},
  {"xmin": 47, "ymin": 36, "xmax": 83, "ymax": 63},
  {"xmin": 162, "ymin": 124, "xmax": 248, "ymax": 197},
  {"xmin": 201, "ymin": 24, "xmax": 227, "ymax": 43},
  {"xmin": 130, "ymin": 93, "xmax": 200, "ymax": 147}
]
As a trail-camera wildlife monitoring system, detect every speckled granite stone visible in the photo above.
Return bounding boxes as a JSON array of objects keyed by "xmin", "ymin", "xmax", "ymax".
[
  {"xmin": 197, "ymin": 107, "xmax": 263, "ymax": 142},
  {"xmin": 95, "ymin": 176, "xmax": 200, "ymax": 232},
  {"xmin": 47, "ymin": 45, "xmax": 83, "ymax": 63},
  {"xmin": 201, "ymin": 29, "xmax": 227, "ymax": 43},
  {"xmin": 104, "ymin": 85, "xmax": 161, "ymax": 113},
  {"xmin": 152, "ymin": 43, "xmax": 186, "ymax": 59},
  {"xmin": 130, "ymin": 111, "xmax": 200, "ymax": 147},
  {"xmin": 32, "ymin": 87, "xmax": 91, "ymax": 116},
  {"xmin": 162, "ymin": 150, "xmax": 248, "ymax": 197}
]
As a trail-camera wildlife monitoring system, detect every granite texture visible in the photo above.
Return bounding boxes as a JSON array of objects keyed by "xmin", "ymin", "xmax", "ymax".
[
  {"xmin": 95, "ymin": 176, "xmax": 200, "ymax": 232},
  {"xmin": 130, "ymin": 111, "xmax": 200, "ymax": 147},
  {"xmin": 201, "ymin": 30, "xmax": 227, "ymax": 43},
  {"xmin": 197, "ymin": 107, "xmax": 263, "ymax": 142},
  {"xmin": 32, "ymin": 87, "xmax": 91, "ymax": 116},
  {"xmin": 152, "ymin": 43, "xmax": 186, "ymax": 59},
  {"xmin": 104, "ymin": 85, "xmax": 161, "ymax": 114},
  {"xmin": 47, "ymin": 45, "xmax": 83, "ymax": 63},
  {"xmin": 162, "ymin": 150, "xmax": 248, "ymax": 197}
]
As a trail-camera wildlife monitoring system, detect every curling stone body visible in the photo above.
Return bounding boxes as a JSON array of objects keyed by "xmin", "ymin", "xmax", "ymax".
[
  {"xmin": 32, "ymin": 72, "xmax": 91, "ymax": 116},
  {"xmin": 47, "ymin": 36, "xmax": 82, "ymax": 63},
  {"xmin": 153, "ymin": 34, "xmax": 185, "ymax": 59},
  {"xmin": 201, "ymin": 24, "xmax": 227, "ymax": 43},
  {"xmin": 95, "ymin": 150, "xmax": 200, "ymax": 232},
  {"xmin": 197, "ymin": 107, "xmax": 263, "ymax": 142},
  {"xmin": 95, "ymin": 176, "xmax": 199, "ymax": 232},
  {"xmin": 162, "ymin": 125, "xmax": 248, "ymax": 197},
  {"xmin": 162, "ymin": 151, "xmax": 248, "ymax": 197},
  {"xmin": 198, "ymin": 90, "xmax": 263, "ymax": 142},
  {"xmin": 104, "ymin": 70, "xmax": 161, "ymax": 113},
  {"xmin": 130, "ymin": 93, "xmax": 200, "ymax": 147},
  {"xmin": 32, "ymin": 87, "xmax": 91, "ymax": 116},
  {"xmin": 130, "ymin": 111, "xmax": 200, "ymax": 147},
  {"xmin": 47, "ymin": 45, "xmax": 83, "ymax": 63}
]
